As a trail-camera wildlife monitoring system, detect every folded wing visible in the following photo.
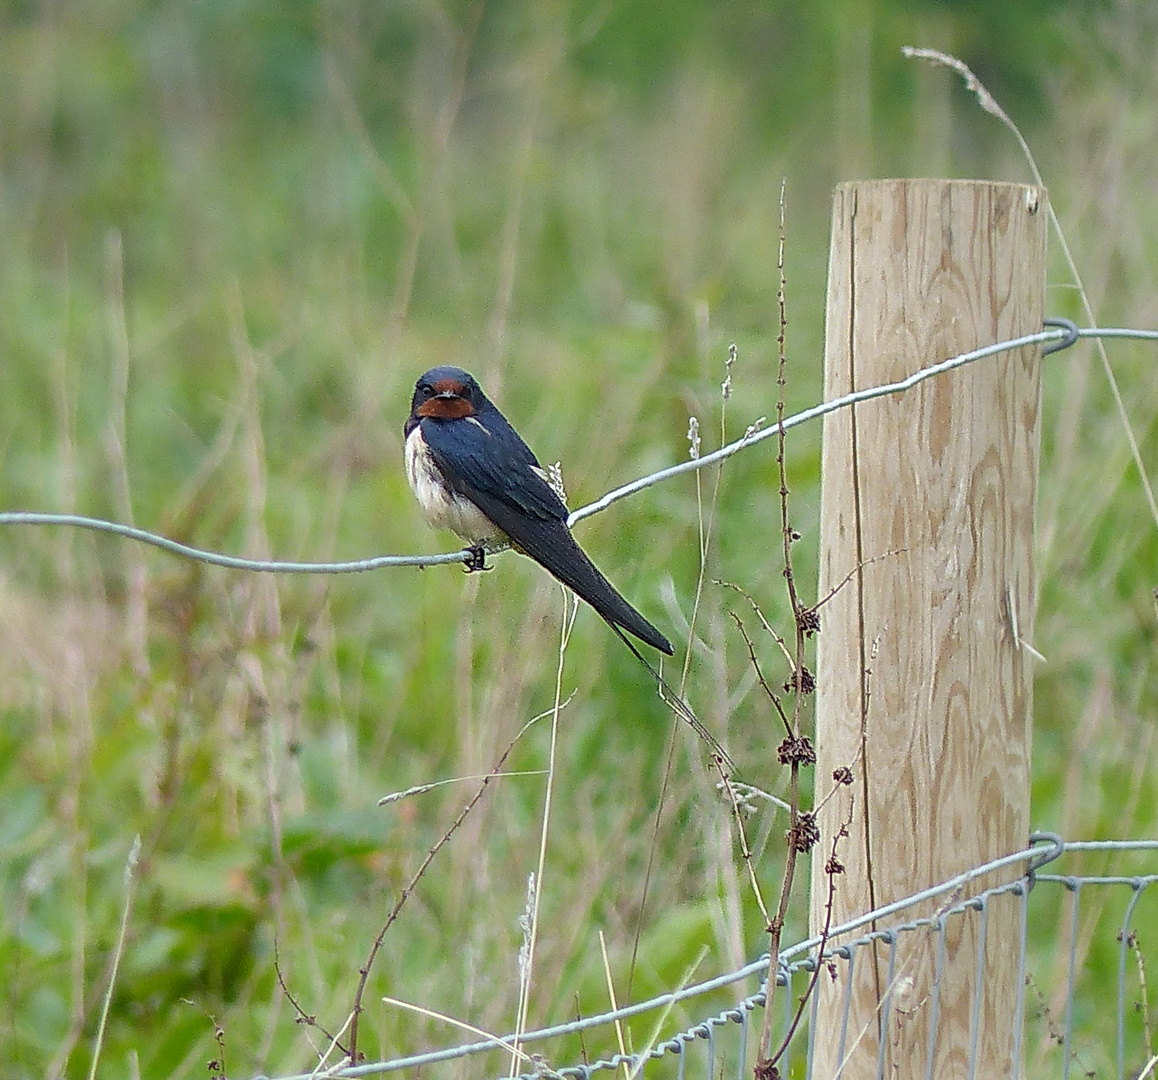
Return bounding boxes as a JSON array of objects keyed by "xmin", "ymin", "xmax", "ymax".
[{"xmin": 421, "ymin": 415, "xmax": 674, "ymax": 654}]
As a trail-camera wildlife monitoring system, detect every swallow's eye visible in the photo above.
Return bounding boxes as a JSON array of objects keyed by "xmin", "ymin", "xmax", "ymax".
[{"xmin": 420, "ymin": 384, "xmax": 434, "ymax": 397}]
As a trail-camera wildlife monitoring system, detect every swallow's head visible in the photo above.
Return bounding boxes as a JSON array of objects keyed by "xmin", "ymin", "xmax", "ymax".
[{"xmin": 409, "ymin": 366, "xmax": 486, "ymax": 426}]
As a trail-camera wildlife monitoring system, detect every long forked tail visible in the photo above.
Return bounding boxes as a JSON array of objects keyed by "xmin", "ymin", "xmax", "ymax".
[
  {"xmin": 606, "ymin": 622, "xmax": 736, "ymax": 772},
  {"xmin": 527, "ymin": 521, "xmax": 674, "ymax": 654},
  {"xmin": 519, "ymin": 520, "xmax": 733, "ymax": 767}
]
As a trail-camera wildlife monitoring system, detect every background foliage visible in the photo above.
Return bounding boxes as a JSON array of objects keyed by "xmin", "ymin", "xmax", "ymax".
[{"xmin": 0, "ymin": 0, "xmax": 1155, "ymax": 1077}]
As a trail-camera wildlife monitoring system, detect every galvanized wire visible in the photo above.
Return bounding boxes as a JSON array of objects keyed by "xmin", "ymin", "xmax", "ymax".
[
  {"xmin": 256, "ymin": 838, "xmax": 1158, "ymax": 1080},
  {"xmin": 4, "ymin": 323, "xmax": 1156, "ymax": 574},
  {"xmin": 3, "ymin": 323, "xmax": 1156, "ymax": 1078}
]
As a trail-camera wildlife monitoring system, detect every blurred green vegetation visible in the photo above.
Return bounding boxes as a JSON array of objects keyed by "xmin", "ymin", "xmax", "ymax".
[{"xmin": 0, "ymin": 0, "xmax": 1155, "ymax": 1077}]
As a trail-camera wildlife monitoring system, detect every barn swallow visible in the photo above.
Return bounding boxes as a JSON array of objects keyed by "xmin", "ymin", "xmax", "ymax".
[{"xmin": 404, "ymin": 366, "xmax": 674, "ymax": 655}]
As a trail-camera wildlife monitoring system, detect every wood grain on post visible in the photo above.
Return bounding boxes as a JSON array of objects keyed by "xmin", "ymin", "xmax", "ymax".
[{"xmin": 809, "ymin": 179, "xmax": 1046, "ymax": 1079}]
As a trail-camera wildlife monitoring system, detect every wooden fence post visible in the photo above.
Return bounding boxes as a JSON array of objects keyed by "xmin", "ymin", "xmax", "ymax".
[{"xmin": 809, "ymin": 179, "xmax": 1047, "ymax": 1079}]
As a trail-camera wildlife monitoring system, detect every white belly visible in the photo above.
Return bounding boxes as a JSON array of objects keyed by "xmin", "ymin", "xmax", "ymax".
[{"xmin": 405, "ymin": 426, "xmax": 503, "ymax": 544}]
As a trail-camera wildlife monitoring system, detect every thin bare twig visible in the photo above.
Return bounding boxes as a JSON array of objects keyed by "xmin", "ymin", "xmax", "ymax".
[
  {"xmin": 718, "ymin": 772, "xmax": 773, "ymax": 928},
  {"xmin": 727, "ymin": 611, "xmax": 793, "ymax": 738},
  {"xmin": 770, "ymin": 792, "xmax": 854, "ymax": 1065},
  {"xmin": 756, "ymin": 179, "xmax": 818, "ymax": 1075},
  {"xmin": 274, "ymin": 941, "xmax": 347, "ymax": 1059},
  {"xmin": 717, "ymin": 579, "xmax": 799, "ymax": 678},
  {"xmin": 1124, "ymin": 931, "xmax": 1154, "ymax": 1054},
  {"xmin": 346, "ymin": 710, "xmax": 548, "ymax": 1063}
]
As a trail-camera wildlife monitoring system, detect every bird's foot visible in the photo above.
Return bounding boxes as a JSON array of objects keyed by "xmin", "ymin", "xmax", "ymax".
[{"xmin": 463, "ymin": 544, "xmax": 490, "ymax": 573}]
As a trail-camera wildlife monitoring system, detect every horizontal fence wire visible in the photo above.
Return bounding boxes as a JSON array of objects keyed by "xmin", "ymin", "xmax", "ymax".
[
  {"xmin": 255, "ymin": 839, "xmax": 1158, "ymax": 1080},
  {"xmin": 3, "ymin": 326, "xmax": 1157, "ymax": 1079},
  {"xmin": 2, "ymin": 323, "xmax": 1156, "ymax": 574}
]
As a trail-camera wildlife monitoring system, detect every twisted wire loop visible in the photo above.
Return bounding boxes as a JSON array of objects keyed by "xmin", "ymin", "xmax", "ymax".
[
  {"xmin": 1041, "ymin": 317, "xmax": 1079, "ymax": 355},
  {"xmin": 5, "ymin": 324, "xmax": 1154, "ymax": 572},
  {"xmin": 256, "ymin": 840, "xmax": 1157, "ymax": 1080}
]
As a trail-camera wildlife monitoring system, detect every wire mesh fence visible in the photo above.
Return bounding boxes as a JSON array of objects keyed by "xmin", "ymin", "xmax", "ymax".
[
  {"xmin": 3, "ymin": 324, "xmax": 1156, "ymax": 1080},
  {"xmin": 264, "ymin": 839, "xmax": 1157, "ymax": 1080}
]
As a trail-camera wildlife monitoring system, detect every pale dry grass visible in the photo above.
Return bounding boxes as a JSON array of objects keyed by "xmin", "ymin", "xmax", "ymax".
[{"xmin": 1, "ymin": 3, "xmax": 1156, "ymax": 1076}]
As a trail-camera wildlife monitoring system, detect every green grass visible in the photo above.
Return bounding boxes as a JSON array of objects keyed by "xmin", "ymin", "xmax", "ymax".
[{"xmin": 0, "ymin": 2, "xmax": 1156, "ymax": 1078}]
